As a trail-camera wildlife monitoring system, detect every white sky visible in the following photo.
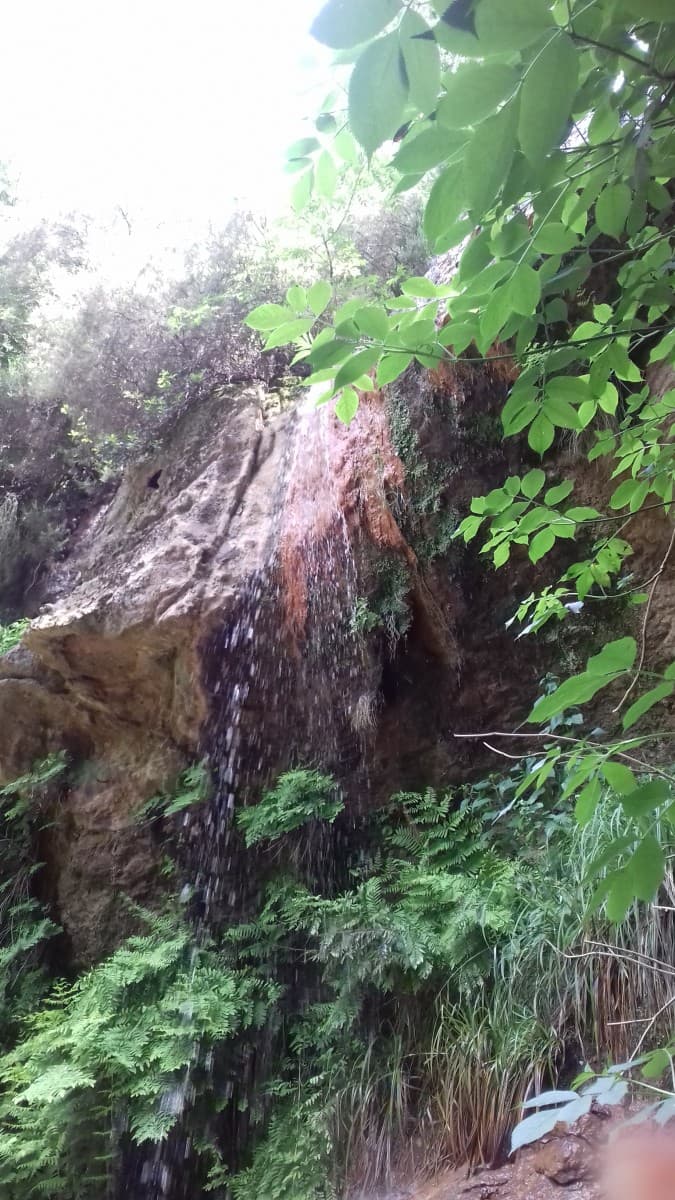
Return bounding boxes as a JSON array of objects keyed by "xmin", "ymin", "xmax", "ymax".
[{"xmin": 0, "ymin": 0, "xmax": 330, "ymax": 269}]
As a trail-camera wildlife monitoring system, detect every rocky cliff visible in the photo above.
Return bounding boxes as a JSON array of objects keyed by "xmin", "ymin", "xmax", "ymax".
[{"xmin": 2, "ymin": 358, "xmax": 674, "ymax": 967}]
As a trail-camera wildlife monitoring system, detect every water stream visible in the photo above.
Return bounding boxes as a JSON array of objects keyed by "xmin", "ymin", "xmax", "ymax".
[{"xmin": 131, "ymin": 398, "xmax": 376, "ymax": 1197}]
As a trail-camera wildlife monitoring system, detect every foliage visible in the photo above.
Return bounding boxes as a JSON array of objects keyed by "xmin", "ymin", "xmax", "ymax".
[
  {"xmin": 1, "ymin": 747, "xmax": 673, "ymax": 1194},
  {"xmin": 512, "ymin": 1055, "xmax": 675, "ymax": 1152},
  {"xmin": 225, "ymin": 758, "xmax": 675, "ymax": 1189},
  {"xmin": 349, "ymin": 557, "xmax": 413, "ymax": 649},
  {"xmin": 237, "ymin": 770, "xmax": 343, "ymax": 847},
  {"xmin": 0, "ymin": 906, "xmax": 277, "ymax": 1198},
  {"xmin": 0, "ymin": 755, "xmax": 66, "ymax": 1050},
  {"xmin": 0, "ymin": 619, "xmax": 28, "ymax": 655},
  {"xmin": 231, "ymin": 1091, "xmax": 337, "ymax": 1200},
  {"xmin": 136, "ymin": 762, "xmax": 212, "ymax": 822},
  {"xmin": 249, "ymin": 0, "xmax": 675, "ymax": 918}
]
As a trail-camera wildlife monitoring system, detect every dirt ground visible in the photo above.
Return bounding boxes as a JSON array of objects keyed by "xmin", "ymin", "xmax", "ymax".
[{"xmin": 360, "ymin": 1105, "xmax": 675, "ymax": 1200}]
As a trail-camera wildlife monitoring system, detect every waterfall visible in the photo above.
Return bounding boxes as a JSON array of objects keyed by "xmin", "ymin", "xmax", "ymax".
[{"xmin": 129, "ymin": 396, "xmax": 379, "ymax": 1198}]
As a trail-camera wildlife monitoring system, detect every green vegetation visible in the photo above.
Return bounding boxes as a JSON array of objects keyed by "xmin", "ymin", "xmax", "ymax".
[
  {"xmin": 0, "ymin": 620, "xmax": 28, "ymax": 656},
  {"xmin": 3, "ymin": 0, "xmax": 675, "ymax": 1194},
  {"xmin": 0, "ymin": 739, "xmax": 673, "ymax": 1198},
  {"xmin": 136, "ymin": 762, "xmax": 212, "ymax": 823},
  {"xmin": 251, "ymin": 0, "xmax": 675, "ymax": 929},
  {"xmin": 350, "ymin": 557, "xmax": 413, "ymax": 649},
  {"xmin": 236, "ymin": 769, "xmax": 343, "ymax": 846}
]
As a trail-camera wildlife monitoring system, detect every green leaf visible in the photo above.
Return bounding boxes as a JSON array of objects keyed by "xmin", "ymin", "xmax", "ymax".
[
  {"xmin": 602, "ymin": 762, "xmax": 637, "ymax": 796},
  {"xmin": 292, "ymin": 169, "xmax": 314, "ymax": 212},
  {"xmin": 622, "ymin": 779, "xmax": 673, "ymax": 818},
  {"xmin": 596, "ymin": 182, "xmax": 632, "ymax": 239},
  {"xmin": 355, "ymin": 305, "xmax": 390, "ymax": 340},
  {"xmin": 309, "ymin": 337, "xmax": 355, "ymax": 370},
  {"xmin": 333, "ymin": 128, "xmax": 361, "ymax": 165},
  {"xmin": 315, "ymin": 150, "xmax": 338, "ymax": 199},
  {"xmin": 401, "ymin": 276, "xmax": 442, "ymax": 298},
  {"xmin": 628, "ymin": 835, "xmax": 665, "ymax": 903},
  {"xmin": 605, "ymin": 869, "xmax": 634, "ymax": 923},
  {"xmin": 530, "ymin": 527, "xmax": 555, "ymax": 562},
  {"xmin": 519, "ymin": 32, "xmax": 579, "ymax": 165},
  {"xmin": 610, "ymin": 478, "xmax": 642, "ymax": 511},
  {"xmin": 533, "ymin": 223, "xmax": 579, "ymax": 254},
  {"xmin": 392, "ymin": 126, "xmax": 464, "ymax": 174},
  {"xmin": 475, "ymin": 0, "xmax": 554, "ymax": 54},
  {"xmin": 377, "ymin": 353, "xmax": 413, "ymax": 386},
  {"xmin": 492, "ymin": 213, "xmax": 530, "ymax": 258},
  {"xmin": 545, "ymin": 480, "xmax": 574, "ymax": 506},
  {"xmin": 623, "ymin": 683, "xmax": 674, "ymax": 731},
  {"xmin": 542, "ymin": 393, "xmax": 581, "ymax": 430},
  {"xmin": 424, "ymin": 166, "xmax": 466, "ymax": 245},
  {"xmin": 335, "ymin": 387, "xmax": 359, "ymax": 425},
  {"xmin": 308, "ymin": 281, "xmax": 332, "ymax": 318},
  {"xmin": 245, "ymin": 303, "xmax": 292, "ymax": 332},
  {"xmin": 528, "ymin": 412, "xmax": 555, "ymax": 455},
  {"xmin": 286, "ymin": 285, "xmax": 307, "ymax": 313},
  {"xmin": 334, "ymin": 347, "xmax": 380, "ymax": 390},
  {"xmin": 642, "ymin": 1049, "xmax": 672, "ymax": 1081},
  {"xmin": 521, "ymin": 468, "xmax": 546, "ymax": 499},
  {"xmin": 287, "ymin": 138, "xmax": 320, "ymax": 159},
  {"xmin": 508, "ymin": 263, "xmax": 541, "ymax": 316},
  {"xmin": 400, "ymin": 10, "xmax": 441, "ymax": 117},
  {"xmin": 265, "ymin": 318, "xmax": 315, "ymax": 349},
  {"xmin": 575, "ymin": 779, "xmax": 601, "ymax": 827},
  {"xmin": 349, "ymin": 34, "xmax": 409, "ymax": 157},
  {"xmin": 596, "ymin": 381, "xmax": 618, "ymax": 415},
  {"xmin": 311, "ymin": 0, "xmax": 402, "ymax": 49},
  {"xmin": 587, "ymin": 638, "xmax": 637, "ymax": 676},
  {"xmin": 529, "ymin": 671, "xmax": 618, "ymax": 724},
  {"xmin": 565, "ymin": 506, "xmax": 600, "ymax": 522},
  {"xmin": 650, "ymin": 328, "xmax": 675, "ymax": 364},
  {"xmin": 480, "ymin": 285, "xmax": 512, "ymax": 345},
  {"xmin": 464, "ymin": 99, "xmax": 519, "ymax": 218},
  {"xmin": 438, "ymin": 63, "xmax": 518, "ymax": 129},
  {"xmin": 438, "ymin": 322, "xmax": 478, "ymax": 354},
  {"xmin": 502, "ymin": 391, "xmax": 538, "ymax": 435}
]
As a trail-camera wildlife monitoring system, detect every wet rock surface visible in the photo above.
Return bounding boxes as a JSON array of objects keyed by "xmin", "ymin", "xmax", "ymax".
[{"xmin": 2, "ymin": 365, "xmax": 674, "ymax": 971}]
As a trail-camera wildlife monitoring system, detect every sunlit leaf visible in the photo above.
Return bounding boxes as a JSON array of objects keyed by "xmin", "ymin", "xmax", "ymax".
[
  {"xmin": 400, "ymin": 10, "xmax": 441, "ymax": 117},
  {"xmin": 311, "ymin": 0, "xmax": 402, "ymax": 49},
  {"xmin": 349, "ymin": 34, "xmax": 409, "ymax": 157},
  {"xmin": 519, "ymin": 32, "xmax": 578, "ymax": 164}
]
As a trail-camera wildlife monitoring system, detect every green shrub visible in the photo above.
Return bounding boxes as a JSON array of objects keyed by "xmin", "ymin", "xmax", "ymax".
[
  {"xmin": 0, "ymin": 907, "xmax": 277, "ymax": 1198},
  {"xmin": 237, "ymin": 770, "xmax": 343, "ymax": 847}
]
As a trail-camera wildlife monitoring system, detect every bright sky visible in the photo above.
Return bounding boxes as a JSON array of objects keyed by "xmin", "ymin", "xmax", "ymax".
[{"xmin": 0, "ymin": 0, "xmax": 329, "ymax": 267}]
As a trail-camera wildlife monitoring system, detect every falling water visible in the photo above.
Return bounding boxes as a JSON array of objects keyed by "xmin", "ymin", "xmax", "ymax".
[{"xmin": 130, "ymin": 395, "xmax": 379, "ymax": 1198}]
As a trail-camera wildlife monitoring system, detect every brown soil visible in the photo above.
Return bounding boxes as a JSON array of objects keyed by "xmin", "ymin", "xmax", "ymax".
[{"xmin": 362, "ymin": 1108, "xmax": 675, "ymax": 1200}]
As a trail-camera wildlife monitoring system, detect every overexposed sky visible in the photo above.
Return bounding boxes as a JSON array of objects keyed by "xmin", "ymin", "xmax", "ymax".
[{"xmin": 0, "ymin": 0, "xmax": 328, "ymax": 226}]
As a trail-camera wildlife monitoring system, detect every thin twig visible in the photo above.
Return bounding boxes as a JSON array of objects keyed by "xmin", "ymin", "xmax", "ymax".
[
  {"xmin": 613, "ymin": 524, "xmax": 675, "ymax": 713},
  {"xmin": 631, "ymin": 994, "xmax": 675, "ymax": 1061},
  {"xmin": 453, "ymin": 731, "xmax": 675, "ymax": 783}
]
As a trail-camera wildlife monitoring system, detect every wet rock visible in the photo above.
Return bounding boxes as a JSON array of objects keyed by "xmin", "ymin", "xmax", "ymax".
[
  {"xmin": 0, "ymin": 385, "xmax": 291, "ymax": 962},
  {"xmin": 531, "ymin": 1134, "xmax": 594, "ymax": 1186}
]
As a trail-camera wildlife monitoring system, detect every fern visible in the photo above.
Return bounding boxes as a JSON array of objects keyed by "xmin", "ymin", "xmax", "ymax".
[
  {"xmin": 231, "ymin": 1093, "xmax": 337, "ymax": 1200},
  {"xmin": 136, "ymin": 761, "xmax": 211, "ymax": 821},
  {"xmin": 0, "ymin": 619, "xmax": 29, "ymax": 656},
  {"xmin": 380, "ymin": 788, "xmax": 484, "ymax": 872},
  {"xmin": 0, "ymin": 906, "xmax": 278, "ymax": 1197},
  {"xmin": 237, "ymin": 770, "xmax": 343, "ymax": 847}
]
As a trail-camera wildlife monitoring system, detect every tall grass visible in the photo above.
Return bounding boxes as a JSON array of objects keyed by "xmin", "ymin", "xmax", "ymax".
[{"xmin": 330, "ymin": 800, "xmax": 675, "ymax": 1190}]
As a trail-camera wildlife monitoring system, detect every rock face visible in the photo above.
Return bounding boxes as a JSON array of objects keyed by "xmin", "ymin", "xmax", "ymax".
[
  {"xmin": 2, "ymin": 363, "xmax": 674, "ymax": 964},
  {"xmin": 0, "ymin": 384, "xmax": 291, "ymax": 961}
]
